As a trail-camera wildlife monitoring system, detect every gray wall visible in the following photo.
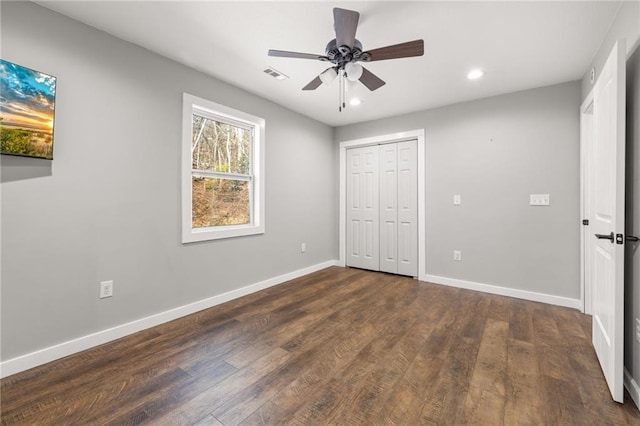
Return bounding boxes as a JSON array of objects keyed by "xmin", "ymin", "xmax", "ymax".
[
  {"xmin": 0, "ymin": 1, "xmax": 337, "ymax": 361},
  {"xmin": 625, "ymin": 45, "xmax": 640, "ymax": 400},
  {"xmin": 581, "ymin": 0, "xmax": 640, "ymax": 99},
  {"xmin": 336, "ymin": 82, "xmax": 581, "ymax": 299}
]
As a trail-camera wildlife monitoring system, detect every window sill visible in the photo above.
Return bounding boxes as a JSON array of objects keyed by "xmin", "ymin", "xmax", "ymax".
[{"xmin": 182, "ymin": 223, "xmax": 264, "ymax": 243}]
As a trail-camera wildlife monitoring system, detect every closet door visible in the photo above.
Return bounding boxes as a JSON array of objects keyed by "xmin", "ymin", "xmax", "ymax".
[
  {"xmin": 346, "ymin": 146, "xmax": 379, "ymax": 270},
  {"xmin": 397, "ymin": 140, "xmax": 418, "ymax": 276},
  {"xmin": 379, "ymin": 144, "xmax": 398, "ymax": 273}
]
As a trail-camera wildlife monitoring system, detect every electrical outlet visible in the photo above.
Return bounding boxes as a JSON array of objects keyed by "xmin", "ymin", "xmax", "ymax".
[
  {"xmin": 100, "ymin": 280, "xmax": 113, "ymax": 299},
  {"xmin": 636, "ymin": 318, "xmax": 640, "ymax": 344},
  {"xmin": 453, "ymin": 250, "xmax": 462, "ymax": 261},
  {"xmin": 453, "ymin": 194, "xmax": 461, "ymax": 205},
  {"xmin": 301, "ymin": 243, "xmax": 306, "ymax": 253}
]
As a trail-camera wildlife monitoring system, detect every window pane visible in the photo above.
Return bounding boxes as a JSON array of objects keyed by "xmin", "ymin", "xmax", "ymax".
[
  {"xmin": 192, "ymin": 177, "xmax": 249, "ymax": 227},
  {"xmin": 192, "ymin": 115, "xmax": 251, "ymax": 174}
]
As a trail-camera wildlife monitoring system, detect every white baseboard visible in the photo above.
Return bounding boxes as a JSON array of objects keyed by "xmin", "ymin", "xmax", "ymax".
[
  {"xmin": 422, "ymin": 274, "xmax": 582, "ymax": 310},
  {"xmin": 0, "ymin": 260, "xmax": 340, "ymax": 379},
  {"xmin": 625, "ymin": 367, "xmax": 640, "ymax": 412}
]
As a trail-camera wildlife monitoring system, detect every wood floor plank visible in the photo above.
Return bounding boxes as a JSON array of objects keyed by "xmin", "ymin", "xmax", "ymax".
[
  {"xmin": 509, "ymin": 299, "xmax": 534, "ymax": 343},
  {"xmin": 417, "ymin": 290, "xmax": 491, "ymax": 424},
  {"xmin": 151, "ymin": 347, "xmax": 292, "ymax": 425},
  {"xmin": 487, "ymin": 294, "xmax": 511, "ymax": 322},
  {"xmin": 541, "ymin": 374, "xmax": 593, "ymax": 425},
  {"xmin": 193, "ymin": 414, "xmax": 225, "ymax": 426},
  {"xmin": 237, "ymin": 401, "xmax": 288, "ymax": 426},
  {"xmin": 504, "ymin": 338, "xmax": 545, "ymax": 425},
  {"xmin": 328, "ymin": 318, "xmax": 434, "ymax": 424},
  {"xmin": 459, "ymin": 291, "xmax": 492, "ymax": 339},
  {"xmin": 371, "ymin": 293, "xmax": 451, "ymax": 425},
  {"xmin": 570, "ymin": 344, "xmax": 631, "ymax": 425},
  {"xmin": 460, "ymin": 318, "xmax": 509, "ymax": 424},
  {"xmin": 221, "ymin": 272, "xmax": 381, "ymax": 370},
  {"xmin": 219, "ymin": 277, "xmax": 421, "ymax": 424},
  {"xmin": 2, "ymin": 267, "xmax": 639, "ymax": 425},
  {"xmin": 261, "ymin": 319, "xmax": 380, "ymax": 415},
  {"xmin": 283, "ymin": 278, "xmax": 423, "ymax": 424},
  {"xmin": 334, "ymin": 302, "xmax": 432, "ymax": 416},
  {"xmin": 215, "ymin": 321, "xmax": 381, "ymax": 425}
]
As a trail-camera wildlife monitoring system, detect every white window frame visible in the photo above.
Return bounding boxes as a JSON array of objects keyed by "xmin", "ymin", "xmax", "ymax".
[{"xmin": 181, "ymin": 93, "xmax": 265, "ymax": 243}]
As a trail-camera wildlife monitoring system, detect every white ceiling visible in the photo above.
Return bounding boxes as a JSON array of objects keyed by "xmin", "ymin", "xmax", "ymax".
[{"xmin": 36, "ymin": 1, "xmax": 620, "ymax": 127}]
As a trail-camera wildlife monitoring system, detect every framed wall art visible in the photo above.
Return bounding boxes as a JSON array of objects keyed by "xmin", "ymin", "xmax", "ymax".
[{"xmin": 1, "ymin": 59, "xmax": 57, "ymax": 159}]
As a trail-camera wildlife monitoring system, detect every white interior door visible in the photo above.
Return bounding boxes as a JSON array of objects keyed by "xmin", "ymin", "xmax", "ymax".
[
  {"xmin": 590, "ymin": 39, "xmax": 626, "ymax": 403},
  {"xmin": 346, "ymin": 146, "xmax": 379, "ymax": 271},
  {"xmin": 379, "ymin": 144, "xmax": 398, "ymax": 273}
]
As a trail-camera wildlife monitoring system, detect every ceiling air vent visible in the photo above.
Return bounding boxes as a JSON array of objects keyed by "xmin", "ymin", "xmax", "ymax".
[{"xmin": 263, "ymin": 67, "xmax": 289, "ymax": 80}]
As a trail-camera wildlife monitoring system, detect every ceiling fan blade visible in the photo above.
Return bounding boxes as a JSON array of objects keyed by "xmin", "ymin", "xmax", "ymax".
[
  {"xmin": 365, "ymin": 40, "xmax": 424, "ymax": 62},
  {"xmin": 302, "ymin": 76, "xmax": 323, "ymax": 91},
  {"xmin": 333, "ymin": 8, "xmax": 359, "ymax": 49},
  {"xmin": 359, "ymin": 67, "xmax": 386, "ymax": 91},
  {"xmin": 268, "ymin": 49, "xmax": 326, "ymax": 60}
]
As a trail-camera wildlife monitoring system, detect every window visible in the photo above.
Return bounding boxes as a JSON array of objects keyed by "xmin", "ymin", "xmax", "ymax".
[{"xmin": 182, "ymin": 93, "xmax": 265, "ymax": 243}]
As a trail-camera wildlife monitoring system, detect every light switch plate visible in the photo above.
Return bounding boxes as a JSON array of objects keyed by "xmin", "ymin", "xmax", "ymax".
[
  {"xmin": 530, "ymin": 194, "xmax": 550, "ymax": 206},
  {"xmin": 453, "ymin": 195, "xmax": 461, "ymax": 205}
]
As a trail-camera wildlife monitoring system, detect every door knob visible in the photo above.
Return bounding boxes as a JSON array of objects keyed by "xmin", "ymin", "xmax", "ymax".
[{"xmin": 595, "ymin": 232, "xmax": 614, "ymax": 243}]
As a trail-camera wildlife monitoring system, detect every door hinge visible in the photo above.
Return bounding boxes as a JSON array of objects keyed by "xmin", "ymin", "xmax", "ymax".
[
  {"xmin": 582, "ymin": 219, "xmax": 589, "ymax": 226},
  {"xmin": 616, "ymin": 234, "xmax": 624, "ymax": 244}
]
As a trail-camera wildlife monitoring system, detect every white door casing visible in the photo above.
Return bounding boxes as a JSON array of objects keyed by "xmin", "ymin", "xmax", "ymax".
[
  {"xmin": 346, "ymin": 145, "xmax": 380, "ymax": 271},
  {"xmin": 580, "ymin": 97, "xmax": 594, "ymax": 315},
  {"xmin": 590, "ymin": 39, "xmax": 626, "ymax": 403}
]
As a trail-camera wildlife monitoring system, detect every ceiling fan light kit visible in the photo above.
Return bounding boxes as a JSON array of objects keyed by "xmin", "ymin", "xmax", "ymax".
[
  {"xmin": 319, "ymin": 67, "xmax": 338, "ymax": 85},
  {"xmin": 268, "ymin": 7, "xmax": 424, "ymax": 112},
  {"xmin": 345, "ymin": 62, "xmax": 363, "ymax": 81}
]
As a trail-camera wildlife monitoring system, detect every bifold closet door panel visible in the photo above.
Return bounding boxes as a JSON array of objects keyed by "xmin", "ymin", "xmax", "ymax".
[
  {"xmin": 396, "ymin": 140, "xmax": 418, "ymax": 277},
  {"xmin": 346, "ymin": 146, "xmax": 380, "ymax": 271},
  {"xmin": 379, "ymin": 143, "xmax": 398, "ymax": 274}
]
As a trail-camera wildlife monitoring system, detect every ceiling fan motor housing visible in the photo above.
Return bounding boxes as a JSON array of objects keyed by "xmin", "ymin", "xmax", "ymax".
[{"xmin": 325, "ymin": 39, "xmax": 367, "ymax": 67}]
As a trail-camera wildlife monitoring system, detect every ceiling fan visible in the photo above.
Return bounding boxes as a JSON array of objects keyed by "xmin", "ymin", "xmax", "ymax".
[{"xmin": 268, "ymin": 7, "xmax": 424, "ymax": 111}]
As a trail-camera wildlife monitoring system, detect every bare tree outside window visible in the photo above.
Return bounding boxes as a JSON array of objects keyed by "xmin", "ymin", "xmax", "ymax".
[{"xmin": 191, "ymin": 116, "xmax": 252, "ymax": 228}]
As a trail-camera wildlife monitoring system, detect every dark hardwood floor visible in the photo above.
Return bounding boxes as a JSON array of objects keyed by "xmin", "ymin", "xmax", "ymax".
[{"xmin": 2, "ymin": 266, "xmax": 639, "ymax": 425}]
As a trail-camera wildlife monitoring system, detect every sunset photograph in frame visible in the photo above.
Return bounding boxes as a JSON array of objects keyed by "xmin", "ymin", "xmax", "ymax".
[{"xmin": 1, "ymin": 59, "xmax": 57, "ymax": 159}]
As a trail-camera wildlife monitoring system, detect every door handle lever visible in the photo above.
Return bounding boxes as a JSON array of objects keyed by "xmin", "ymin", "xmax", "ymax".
[
  {"xmin": 626, "ymin": 235, "xmax": 639, "ymax": 242},
  {"xmin": 595, "ymin": 232, "xmax": 614, "ymax": 243}
]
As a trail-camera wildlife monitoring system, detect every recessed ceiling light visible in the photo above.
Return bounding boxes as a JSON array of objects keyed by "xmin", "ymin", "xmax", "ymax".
[
  {"xmin": 467, "ymin": 69, "xmax": 484, "ymax": 80},
  {"xmin": 349, "ymin": 98, "xmax": 362, "ymax": 106}
]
